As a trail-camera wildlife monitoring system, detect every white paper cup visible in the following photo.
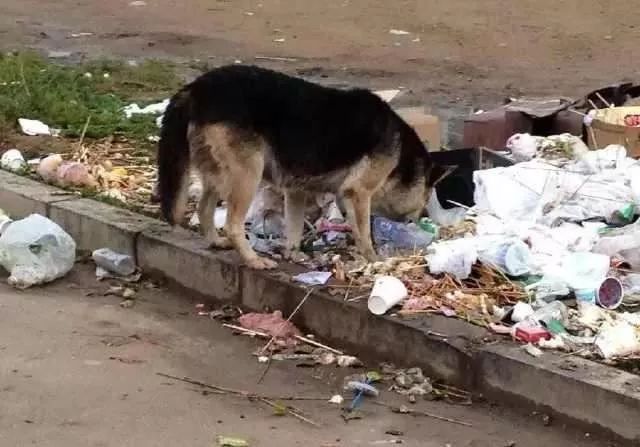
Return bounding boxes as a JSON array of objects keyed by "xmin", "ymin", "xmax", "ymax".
[{"xmin": 368, "ymin": 276, "xmax": 408, "ymax": 315}]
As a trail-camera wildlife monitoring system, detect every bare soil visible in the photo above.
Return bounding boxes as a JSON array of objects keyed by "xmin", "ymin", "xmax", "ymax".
[
  {"xmin": 1, "ymin": 0, "xmax": 637, "ymax": 144},
  {"xmin": 0, "ymin": 263, "xmax": 613, "ymax": 446}
]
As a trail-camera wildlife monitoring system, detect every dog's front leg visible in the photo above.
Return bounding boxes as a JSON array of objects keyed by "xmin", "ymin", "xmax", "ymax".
[
  {"xmin": 343, "ymin": 189, "xmax": 378, "ymax": 261},
  {"xmin": 283, "ymin": 189, "xmax": 308, "ymax": 262}
]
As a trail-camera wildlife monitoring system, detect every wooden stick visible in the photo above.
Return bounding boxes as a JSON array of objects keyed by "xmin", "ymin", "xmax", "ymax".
[
  {"xmin": 295, "ymin": 335, "xmax": 344, "ymax": 355},
  {"xmin": 259, "ymin": 398, "xmax": 321, "ymax": 427},
  {"xmin": 595, "ymin": 92, "xmax": 613, "ymax": 108},
  {"xmin": 222, "ymin": 323, "xmax": 345, "ymax": 355},
  {"xmin": 156, "ymin": 372, "xmax": 329, "ymax": 401},
  {"xmin": 377, "ymin": 402, "xmax": 473, "ymax": 427},
  {"xmin": 255, "ymin": 55, "xmax": 298, "ymax": 62},
  {"xmin": 567, "ymin": 108, "xmax": 587, "ymax": 117},
  {"xmin": 223, "ymin": 323, "xmax": 269, "ymax": 338}
]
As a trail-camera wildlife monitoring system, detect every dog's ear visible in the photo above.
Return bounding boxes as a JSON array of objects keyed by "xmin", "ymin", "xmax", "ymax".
[{"xmin": 428, "ymin": 164, "xmax": 457, "ymax": 188}]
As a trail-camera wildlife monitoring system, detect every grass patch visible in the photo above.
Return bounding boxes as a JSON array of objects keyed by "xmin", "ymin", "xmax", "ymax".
[{"xmin": 0, "ymin": 52, "xmax": 181, "ymax": 142}]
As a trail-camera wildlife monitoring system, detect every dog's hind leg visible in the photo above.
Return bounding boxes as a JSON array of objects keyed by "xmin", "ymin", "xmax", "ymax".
[
  {"xmin": 341, "ymin": 155, "xmax": 398, "ymax": 261},
  {"xmin": 189, "ymin": 126, "xmax": 231, "ymax": 249},
  {"xmin": 225, "ymin": 166, "xmax": 277, "ymax": 270},
  {"xmin": 343, "ymin": 190, "xmax": 377, "ymax": 261},
  {"xmin": 197, "ymin": 176, "xmax": 232, "ymax": 249},
  {"xmin": 283, "ymin": 189, "xmax": 307, "ymax": 261}
]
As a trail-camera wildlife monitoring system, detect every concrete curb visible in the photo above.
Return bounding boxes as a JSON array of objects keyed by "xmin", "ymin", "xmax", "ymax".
[{"xmin": 0, "ymin": 171, "xmax": 638, "ymax": 442}]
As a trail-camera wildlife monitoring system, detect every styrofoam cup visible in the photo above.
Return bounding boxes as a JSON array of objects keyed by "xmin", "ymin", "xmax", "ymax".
[{"xmin": 368, "ymin": 276, "xmax": 408, "ymax": 315}]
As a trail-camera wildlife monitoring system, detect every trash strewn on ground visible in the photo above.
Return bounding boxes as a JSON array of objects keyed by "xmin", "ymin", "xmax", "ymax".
[
  {"xmin": 18, "ymin": 118, "xmax": 56, "ymax": 136},
  {"xmin": 0, "ymin": 213, "xmax": 76, "ymax": 288},
  {"xmin": 92, "ymin": 248, "xmax": 136, "ymax": 276},
  {"xmin": 237, "ymin": 311, "xmax": 302, "ymax": 348},
  {"xmin": 0, "ymin": 149, "xmax": 26, "ymax": 172},
  {"xmin": 36, "ymin": 138, "xmax": 156, "ymax": 210},
  {"xmin": 292, "ymin": 271, "xmax": 332, "ymax": 286},
  {"xmin": 217, "ymin": 436, "xmax": 249, "ymax": 447}
]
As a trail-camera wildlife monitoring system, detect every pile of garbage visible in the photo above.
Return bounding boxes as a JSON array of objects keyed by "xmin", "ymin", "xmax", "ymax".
[
  {"xmin": 5, "ymin": 104, "xmax": 167, "ymax": 213},
  {"xmin": 343, "ymin": 133, "xmax": 640, "ymax": 363},
  {"xmin": 230, "ymin": 131, "xmax": 640, "ymax": 364}
]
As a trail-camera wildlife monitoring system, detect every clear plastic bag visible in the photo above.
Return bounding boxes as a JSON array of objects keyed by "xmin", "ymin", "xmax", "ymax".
[{"xmin": 0, "ymin": 214, "xmax": 76, "ymax": 288}]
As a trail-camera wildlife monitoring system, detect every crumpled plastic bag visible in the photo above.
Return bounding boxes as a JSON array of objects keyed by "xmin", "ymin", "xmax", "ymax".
[
  {"xmin": 1, "ymin": 149, "xmax": 26, "ymax": 172},
  {"xmin": 425, "ymin": 189, "xmax": 466, "ymax": 227},
  {"xmin": 595, "ymin": 320, "xmax": 640, "ymax": 359},
  {"xmin": 506, "ymin": 133, "xmax": 538, "ymax": 162},
  {"xmin": 593, "ymin": 219, "xmax": 640, "ymax": 269},
  {"xmin": 474, "ymin": 149, "xmax": 636, "ymax": 225},
  {"xmin": 0, "ymin": 214, "xmax": 76, "ymax": 288},
  {"xmin": 425, "ymin": 238, "xmax": 478, "ymax": 280}
]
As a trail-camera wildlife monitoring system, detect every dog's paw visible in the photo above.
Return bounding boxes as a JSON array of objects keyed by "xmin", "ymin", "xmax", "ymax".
[
  {"xmin": 208, "ymin": 236, "xmax": 233, "ymax": 250},
  {"xmin": 283, "ymin": 249, "xmax": 309, "ymax": 263},
  {"xmin": 362, "ymin": 248, "xmax": 380, "ymax": 263},
  {"xmin": 246, "ymin": 256, "xmax": 278, "ymax": 270}
]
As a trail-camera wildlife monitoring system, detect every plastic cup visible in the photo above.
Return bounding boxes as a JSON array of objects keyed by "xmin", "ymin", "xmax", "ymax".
[
  {"xmin": 368, "ymin": 276, "xmax": 408, "ymax": 315},
  {"xmin": 597, "ymin": 277, "xmax": 624, "ymax": 310},
  {"xmin": 575, "ymin": 288, "xmax": 596, "ymax": 304}
]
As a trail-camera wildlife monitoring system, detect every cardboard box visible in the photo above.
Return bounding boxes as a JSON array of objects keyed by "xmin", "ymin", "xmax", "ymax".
[
  {"xmin": 396, "ymin": 107, "xmax": 441, "ymax": 151},
  {"xmin": 588, "ymin": 119, "xmax": 640, "ymax": 158},
  {"xmin": 462, "ymin": 97, "xmax": 578, "ymax": 150}
]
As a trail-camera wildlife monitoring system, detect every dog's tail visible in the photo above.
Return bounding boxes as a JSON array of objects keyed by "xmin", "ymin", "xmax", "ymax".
[{"xmin": 157, "ymin": 89, "xmax": 192, "ymax": 225}]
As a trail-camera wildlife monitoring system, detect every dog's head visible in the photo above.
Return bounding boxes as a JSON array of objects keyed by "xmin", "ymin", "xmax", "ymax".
[{"xmin": 372, "ymin": 162, "xmax": 456, "ymax": 222}]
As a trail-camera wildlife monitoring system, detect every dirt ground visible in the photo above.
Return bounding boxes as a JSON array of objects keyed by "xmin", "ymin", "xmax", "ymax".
[
  {"xmin": 1, "ymin": 0, "xmax": 637, "ymax": 144},
  {"xmin": 0, "ymin": 264, "xmax": 611, "ymax": 447}
]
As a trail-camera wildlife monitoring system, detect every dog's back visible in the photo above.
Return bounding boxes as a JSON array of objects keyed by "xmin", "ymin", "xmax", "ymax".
[{"xmin": 157, "ymin": 65, "xmax": 442, "ymax": 269}]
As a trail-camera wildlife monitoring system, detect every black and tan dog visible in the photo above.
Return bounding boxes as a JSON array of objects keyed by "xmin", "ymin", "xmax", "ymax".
[{"xmin": 157, "ymin": 65, "xmax": 451, "ymax": 270}]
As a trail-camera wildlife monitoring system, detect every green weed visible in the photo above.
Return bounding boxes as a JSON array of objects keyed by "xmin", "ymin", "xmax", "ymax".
[{"xmin": 0, "ymin": 52, "xmax": 181, "ymax": 141}]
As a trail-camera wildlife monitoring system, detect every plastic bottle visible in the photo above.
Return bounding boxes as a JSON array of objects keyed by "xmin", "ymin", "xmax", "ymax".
[
  {"xmin": 528, "ymin": 300, "xmax": 568, "ymax": 326},
  {"xmin": 92, "ymin": 248, "xmax": 136, "ymax": 276},
  {"xmin": 372, "ymin": 216, "xmax": 435, "ymax": 252},
  {"xmin": 478, "ymin": 239, "xmax": 532, "ymax": 276}
]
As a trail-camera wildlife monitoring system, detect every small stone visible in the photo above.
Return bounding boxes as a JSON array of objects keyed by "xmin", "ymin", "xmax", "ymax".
[
  {"xmin": 48, "ymin": 50, "xmax": 72, "ymax": 59},
  {"xmin": 385, "ymin": 429, "xmax": 404, "ymax": 436},
  {"xmin": 408, "ymin": 394, "xmax": 417, "ymax": 404},
  {"xmin": 408, "ymin": 382, "xmax": 433, "ymax": 397},
  {"xmin": 122, "ymin": 288, "xmax": 136, "ymax": 299},
  {"xmin": 119, "ymin": 299, "xmax": 135, "ymax": 308},
  {"xmin": 542, "ymin": 414, "xmax": 552, "ymax": 426},
  {"xmin": 406, "ymin": 367, "xmax": 425, "ymax": 382},
  {"xmin": 394, "ymin": 373, "xmax": 413, "ymax": 389}
]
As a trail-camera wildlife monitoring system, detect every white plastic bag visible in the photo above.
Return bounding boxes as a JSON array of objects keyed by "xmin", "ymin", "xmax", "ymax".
[
  {"xmin": 593, "ymin": 220, "xmax": 640, "ymax": 269},
  {"xmin": 0, "ymin": 214, "xmax": 76, "ymax": 288},
  {"xmin": 506, "ymin": 133, "xmax": 538, "ymax": 162},
  {"xmin": 1, "ymin": 149, "xmax": 26, "ymax": 172},
  {"xmin": 425, "ymin": 189, "xmax": 466, "ymax": 227},
  {"xmin": 425, "ymin": 238, "xmax": 478, "ymax": 280},
  {"xmin": 477, "ymin": 238, "xmax": 532, "ymax": 276}
]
